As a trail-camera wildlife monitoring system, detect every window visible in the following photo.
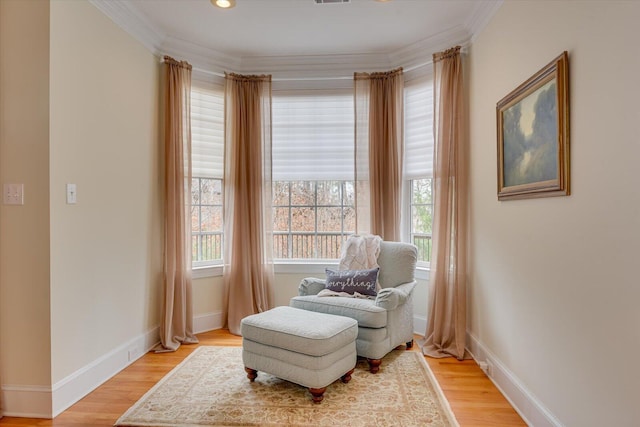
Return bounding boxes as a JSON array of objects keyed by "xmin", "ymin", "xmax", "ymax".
[
  {"xmin": 404, "ymin": 75, "xmax": 434, "ymax": 263},
  {"xmin": 272, "ymin": 89, "xmax": 354, "ymax": 259},
  {"xmin": 272, "ymin": 181, "xmax": 355, "ymax": 259},
  {"xmin": 191, "ymin": 82, "xmax": 224, "ymax": 266},
  {"xmin": 191, "ymin": 177, "xmax": 223, "ymax": 265},
  {"xmin": 410, "ymin": 178, "xmax": 433, "ymax": 263}
]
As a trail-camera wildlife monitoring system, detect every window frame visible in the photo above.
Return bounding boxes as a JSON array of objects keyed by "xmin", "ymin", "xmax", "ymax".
[
  {"xmin": 403, "ymin": 72, "xmax": 435, "ymax": 269},
  {"xmin": 190, "ymin": 79, "xmax": 225, "ymax": 271},
  {"xmin": 272, "ymin": 179, "xmax": 355, "ymax": 261},
  {"xmin": 191, "ymin": 177, "xmax": 224, "ymax": 268}
]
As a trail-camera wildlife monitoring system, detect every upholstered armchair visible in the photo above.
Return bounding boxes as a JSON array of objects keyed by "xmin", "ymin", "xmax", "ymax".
[{"xmin": 290, "ymin": 241, "xmax": 418, "ymax": 373}]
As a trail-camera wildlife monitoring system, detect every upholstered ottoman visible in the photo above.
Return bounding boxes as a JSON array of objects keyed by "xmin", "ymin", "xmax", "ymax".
[{"xmin": 240, "ymin": 306, "xmax": 358, "ymax": 403}]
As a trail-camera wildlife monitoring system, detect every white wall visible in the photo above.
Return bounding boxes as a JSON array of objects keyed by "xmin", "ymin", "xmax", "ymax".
[
  {"xmin": 49, "ymin": 0, "xmax": 161, "ymax": 388},
  {"xmin": 468, "ymin": 1, "xmax": 640, "ymax": 426},
  {"xmin": 0, "ymin": 0, "xmax": 162, "ymax": 418},
  {"xmin": 0, "ymin": 0, "xmax": 53, "ymax": 415}
]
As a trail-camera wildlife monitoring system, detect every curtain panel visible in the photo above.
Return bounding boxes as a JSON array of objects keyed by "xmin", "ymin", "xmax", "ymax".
[
  {"xmin": 354, "ymin": 68, "xmax": 404, "ymax": 241},
  {"xmin": 158, "ymin": 56, "xmax": 199, "ymax": 352},
  {"xmin": 223, "ymin": 73, "xmax": 275, "ymax": 335},
  {"xmin": 421, "ymin": 46, "xmax": 469, "ymax": 360}
]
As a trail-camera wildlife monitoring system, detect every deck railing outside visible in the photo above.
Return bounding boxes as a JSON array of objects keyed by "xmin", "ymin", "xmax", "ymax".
[
  {"xmin": 193, "ymin": 232, "xmax": 432, "ymax": 263},
  {"xmin": 192, "ymin": 232, "xmax": 223, "ymax": 263}
]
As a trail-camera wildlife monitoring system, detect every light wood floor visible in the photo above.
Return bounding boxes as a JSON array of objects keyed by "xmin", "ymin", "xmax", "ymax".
[{"xmin": 0, "ymin": 329, "xmax": 525, "ymax": 426}]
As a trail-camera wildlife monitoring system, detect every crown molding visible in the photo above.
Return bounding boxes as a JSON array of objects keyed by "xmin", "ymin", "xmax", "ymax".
[
  {"xmin": 90, "ymin": 0, "xmax": 502, "ymax": 79},
  {"xmin": 240, "ymin": 52, "xmax": 393, "ymax": 78},
  {"xmin": 161, "ymin": 37, "xmax": 394, "ymax": 81},
  {"xmin": 161, "ymin": 36, "xmax": 242, "ymax": 74},
  {"xmin": 466, "ymin": 0, "xmax": 504, "ymax": 42},
  {"xmin": 89, "ymin": 0, "xmax": 165, "ymax": 55},
  {"xmin": 389, "ymin": 25, "xmax": 472, "ymax": 70}
]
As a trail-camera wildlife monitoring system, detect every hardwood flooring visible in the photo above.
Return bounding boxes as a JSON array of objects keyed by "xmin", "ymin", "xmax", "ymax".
[{"xmin": 0, "ymin": 329, "xmax": 525, "ymax": 426}]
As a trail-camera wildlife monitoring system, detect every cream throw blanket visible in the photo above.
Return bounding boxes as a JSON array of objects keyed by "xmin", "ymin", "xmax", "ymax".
[
  {"xmin": 338, "ymin": 234, "xmax": 382, "ymax": 271},
  {"xmin": 318, "ymin": 234, "xmax": 382, "ymax": 299}
]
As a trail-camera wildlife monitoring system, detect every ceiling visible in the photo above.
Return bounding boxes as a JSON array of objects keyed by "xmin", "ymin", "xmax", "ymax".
[{"xmin": 93, "ymin": 0, "xmax": 501, "ymax": 72}]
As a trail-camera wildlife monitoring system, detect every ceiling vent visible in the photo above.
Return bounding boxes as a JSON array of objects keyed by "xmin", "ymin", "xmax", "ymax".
[{"xmin": 314, "ymin": 0, "xmax": 351, "ymax": 4}]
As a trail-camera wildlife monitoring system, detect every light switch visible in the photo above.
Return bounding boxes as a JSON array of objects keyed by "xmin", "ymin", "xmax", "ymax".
[
  {"xmin": 3, "ymin": 183, "xmax": 24, "ymax": 205},
  {"xmin": 66, "ymin": 183, "xmax": 77, "ymax": 204}
]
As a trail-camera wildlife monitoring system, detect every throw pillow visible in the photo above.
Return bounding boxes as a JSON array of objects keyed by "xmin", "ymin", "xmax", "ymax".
[{"xmin": 325, "ymin": 267, "xmax": 380, "ymax": 297}]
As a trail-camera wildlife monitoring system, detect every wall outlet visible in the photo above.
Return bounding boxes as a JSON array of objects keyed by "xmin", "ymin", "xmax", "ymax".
[
  {"xmin": 486, "ymin": 359, "xmax": 494, "ymax": 377},
  {"xmin": 127, "ymin": 345, "xmax": 139, "ymax": 362},
  {"xmin": 478, "ymin": 359, "xmax": 493, "ymax": 377},
  {"xmin": 3, "ymin": 183, "xmax": 24, "ymax": 205}
]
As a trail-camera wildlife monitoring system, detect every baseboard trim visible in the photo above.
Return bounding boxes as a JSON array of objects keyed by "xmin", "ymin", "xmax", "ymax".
[
  {"xmin": 413, "ymin": 314, "xmax": 427, "ymax": 337},
  {"xmin": 1, "ymin": 327, "xmax": 160, "ymax": 419},
  {"xmin": 193, "ymin": 311, "xmax": 224, "ymax": 334},
  {"xmin": 49, "ymin": 327, "xmax": 160, "ymax": 417},
  {"xmin": 1, "ymin": 313, "xmax": 224, "ymax": 418},
  {"xmin": 0, "ymin": 384, "xmax": 52, "ymax": 418},
  {"xmin": 466, "ymin": 332, "xmax": 564, "ymax": 427}
]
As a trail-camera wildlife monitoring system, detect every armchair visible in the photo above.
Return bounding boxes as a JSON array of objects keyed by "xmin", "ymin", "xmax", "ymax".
[{"xmin": 290, "ymin": 241, "xmax": 418, "ymax": 373}]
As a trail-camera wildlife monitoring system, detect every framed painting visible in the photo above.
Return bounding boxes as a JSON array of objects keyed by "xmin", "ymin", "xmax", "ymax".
[{"xmin": 496, "ymin": 51, "xmax": 570, "ymax": 201}]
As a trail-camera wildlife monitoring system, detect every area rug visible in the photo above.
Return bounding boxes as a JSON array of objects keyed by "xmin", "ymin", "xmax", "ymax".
[{"xmin": 115, "ymin": 346, "xmax": 458, "ymax": 427}]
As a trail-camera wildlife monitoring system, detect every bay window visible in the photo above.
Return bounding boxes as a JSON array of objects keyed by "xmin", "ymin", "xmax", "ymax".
[{"xmin": 190, "ymin": 74, "xmax": 434, "ymax": 266}]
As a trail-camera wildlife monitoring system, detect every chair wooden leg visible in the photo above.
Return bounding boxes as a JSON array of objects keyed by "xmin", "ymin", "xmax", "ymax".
[
  {"xmin": 341, "ymin": 368, "xmax": 355, "ymax": 383},
  {"xmin": 309, "ymin": 387, "xmax": 326, "ymax": 403},
  {"xmin": 406, "ymin": 339, "xmax": 414, "ymax": 349},
  {"xmin": 244, "ymin": 367, "xmax": 257, "ymax": 382},
  {"xmin": 367, "ymin": 358, "xmax": 382, "ymax": 374}
]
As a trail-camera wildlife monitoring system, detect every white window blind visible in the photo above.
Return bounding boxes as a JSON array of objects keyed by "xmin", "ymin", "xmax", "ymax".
[
  {"xmin": 272, "ymin": 89, "xmax": 354, "ymax": 181},
  {"xmin": 191, "ymin": 82, "xmax": 224, "ymax": 179},
  {"xmin": 404, "ymin": 76, "xmax": 434, "ymax": 179}
]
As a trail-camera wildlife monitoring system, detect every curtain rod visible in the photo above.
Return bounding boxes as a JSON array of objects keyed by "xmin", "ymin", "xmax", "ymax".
[
  {"xmin": 160, "ymin": 44, "xmax": 467, "ymax": 81},
  {"xmin": 189, "ymin": 62, "xmax": 430, "ymax": 82}
]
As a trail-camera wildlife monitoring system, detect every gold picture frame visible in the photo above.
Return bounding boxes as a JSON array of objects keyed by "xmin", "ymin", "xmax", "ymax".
[{"xmin": 497, "ymin": 51, "xmax": 570, "ymax": 201}]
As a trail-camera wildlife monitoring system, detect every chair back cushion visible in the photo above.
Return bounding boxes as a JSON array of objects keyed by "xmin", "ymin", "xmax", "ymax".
[{"xmin": 377, "ymin": 241, "xmax": 418, "ymax": 288}]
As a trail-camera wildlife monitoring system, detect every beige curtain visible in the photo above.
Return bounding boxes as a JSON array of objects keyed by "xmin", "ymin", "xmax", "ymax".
[
  {"xmin": 354, "ymin": 68, "xmax": 404, "ymax": 241},
  {"xmin": 421, "ymin": 46, "xmax": 469, "ymax": 360},
  {"xmin": 223, "ymin": 73, "xmax": 275, "ymax": 335},
  {"xmin": 157, "ymin": 56, "xmax": 199, "ymax": 352}
]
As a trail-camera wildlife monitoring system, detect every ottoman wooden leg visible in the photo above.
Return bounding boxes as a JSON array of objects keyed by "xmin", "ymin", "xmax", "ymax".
[
  {"xmin": 244, "ymin": 367, "xmax": 258, "ymax": 382},
  {"xmin": 367, "ymin": 358, "xmax": 382, "ymax": 374},
  {"xmin": 406, "ymin": 339, "xmax": 414, "ymax": 349},
  {"xmin": 309, "ymin": 387, "xmax": 326, "ymax": 403},
  {"xmin": 341, "ymin": 368, "xmax": 355, "ymax": 383}
]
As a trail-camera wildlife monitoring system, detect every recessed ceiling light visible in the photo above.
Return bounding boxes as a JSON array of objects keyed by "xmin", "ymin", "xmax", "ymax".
[{"xmin": 212, "ymin": 0, "xmax": 236, "ymax": 9}]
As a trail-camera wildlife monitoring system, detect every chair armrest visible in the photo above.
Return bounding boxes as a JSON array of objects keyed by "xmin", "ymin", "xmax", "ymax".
[
  {"xmin": 298, "ymin": 277, "xmax": 327, "ymax": 296},
  {"xmin": 375, "ymin": 281, "xmax": 416, "ymax": 310}
]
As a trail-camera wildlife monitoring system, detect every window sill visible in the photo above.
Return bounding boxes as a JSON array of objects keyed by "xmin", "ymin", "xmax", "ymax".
[
  {"xmin": 274, "ymin": 260, "xmax": 339, "ymax": 275},
  {"xmin": 415, "ymin": 265, "xmax": 430, "ymax": 281},
  {"xmin": 193, "ymin": 264, "xmax": 223, "ymax": 279},
  {"xmin": 192, "ymin": 260, "xmax": 338, "ymax": 279},
  {"xmin": 193, "ymin": 262, "xmax": 430, "ymax": 280}
]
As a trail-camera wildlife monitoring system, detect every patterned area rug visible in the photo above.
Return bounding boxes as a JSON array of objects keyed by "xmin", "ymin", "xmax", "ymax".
[{"xmin": 116, "ymin": 346, "xmax": 458, "ymax": 427}]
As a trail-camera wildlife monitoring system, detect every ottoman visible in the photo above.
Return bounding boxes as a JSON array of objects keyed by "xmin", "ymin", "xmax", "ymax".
[{"xmin": 240, "ymin": 306, "xmax": 358, "ymax": 403}]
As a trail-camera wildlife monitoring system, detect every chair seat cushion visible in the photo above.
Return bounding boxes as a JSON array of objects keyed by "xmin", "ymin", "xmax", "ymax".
[{"xmin": 290, "ymin": 295, "xmax": 387, "ymax": 328}]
